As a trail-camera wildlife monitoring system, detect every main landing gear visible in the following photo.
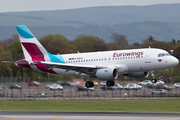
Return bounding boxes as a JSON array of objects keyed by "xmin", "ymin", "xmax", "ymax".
[
  {"xmin": 85, "ymin": 81, "xmax": 94, "ymax": 88},
  {"xmin": 85, "ymin": 75, "xmax": 94, "ymax": 88},
  {"xmin": 85, "ymin": 76, "xmax": 115, "ymax": 88}
]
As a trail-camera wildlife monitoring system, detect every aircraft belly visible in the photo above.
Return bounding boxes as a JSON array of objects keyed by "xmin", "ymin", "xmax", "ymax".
[
  {"xmin": 127, "ymin": 62, "xmax": 139, "ymax": 72},
  {"xmin": 52, "ymin": 68, "xmax": 85, "ymax": 76}
]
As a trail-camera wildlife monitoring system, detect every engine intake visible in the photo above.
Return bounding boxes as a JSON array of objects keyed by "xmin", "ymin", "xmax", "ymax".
[{"xmin": 95, "ymin": 67, "xmax": 118, "ymax": 80}]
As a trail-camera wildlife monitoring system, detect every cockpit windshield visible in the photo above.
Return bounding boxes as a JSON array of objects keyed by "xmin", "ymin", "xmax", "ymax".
[{"xmin": 158, "ymin": 53, "xmax": 171, "ymax": 57}]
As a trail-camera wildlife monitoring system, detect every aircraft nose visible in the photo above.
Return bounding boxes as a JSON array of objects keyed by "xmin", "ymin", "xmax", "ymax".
[{"xmin": 172, "ymin": 57, "xmax": 179, "ymax": 66}]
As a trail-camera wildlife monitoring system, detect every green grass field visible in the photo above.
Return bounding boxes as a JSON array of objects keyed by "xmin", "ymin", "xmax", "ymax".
[{"xmin": 0, "ymin": 99, "xmax": 180, "ymax": 112}]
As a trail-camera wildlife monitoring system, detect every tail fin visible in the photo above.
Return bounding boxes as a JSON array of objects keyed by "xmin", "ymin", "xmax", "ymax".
[{"xmin": 16, "ymin": 25, "xmax": 50, "ymax": 62}]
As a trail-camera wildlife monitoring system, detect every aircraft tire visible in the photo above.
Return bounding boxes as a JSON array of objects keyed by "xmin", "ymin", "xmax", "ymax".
[
  {"xmin": 152, "ymin": 79, "xmax": 157, "ymax": 83},
  {"xmin": 85, "ymin": 81, "xmax": 94, "ymax": 88},
  {"xmin": 106, "ymin": 80, "xmax": 115, "ymax": 86}
]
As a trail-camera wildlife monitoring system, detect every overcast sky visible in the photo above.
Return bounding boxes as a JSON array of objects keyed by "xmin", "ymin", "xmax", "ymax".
[{"xmin": 1, "ymin": 0, "xmax": 180, "ymax": 13}]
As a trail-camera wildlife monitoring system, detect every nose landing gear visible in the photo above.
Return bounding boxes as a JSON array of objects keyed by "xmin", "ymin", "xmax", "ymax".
[{"xmin": 151, "ymin": 71, "xmax": 157, "ymax": 83}]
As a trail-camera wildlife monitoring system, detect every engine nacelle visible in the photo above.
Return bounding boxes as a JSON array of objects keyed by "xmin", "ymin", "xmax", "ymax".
[
  {"xmin": 95, "ymin": 67, "xmax": 118, "ymax": 80},
  {"xmin": 126, "ymin": 72, "xmax": 149, "ymax": 78}
]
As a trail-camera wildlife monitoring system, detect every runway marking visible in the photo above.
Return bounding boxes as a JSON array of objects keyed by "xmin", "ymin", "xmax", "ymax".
[
  {"xmin": 5, "ymin": 118, "xmax": 16, "ymax": 120},
  {"xmin": 52, "ymin": 117, "xmax": 61, "ymax": 119}
]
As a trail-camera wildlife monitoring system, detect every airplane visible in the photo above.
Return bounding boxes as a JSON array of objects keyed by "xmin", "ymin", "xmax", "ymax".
[{"xmin": 2, "ymin": 25, "xmax": 179, "ymax": 88}]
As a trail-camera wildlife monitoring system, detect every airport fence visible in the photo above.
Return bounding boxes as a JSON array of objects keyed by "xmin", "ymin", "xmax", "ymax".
[
  {"xmin": 0, "ymin": 84, "xmax": 180, "ymax": 100},
  {"xmin": 0, "ymin": 76, "xmax": 180, "ymax": 100}
]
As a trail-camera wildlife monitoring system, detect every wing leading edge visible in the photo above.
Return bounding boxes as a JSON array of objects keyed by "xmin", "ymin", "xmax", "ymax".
[{"xmin": 35, "ymin": 61, "xmax": 107, "ymax": 74}]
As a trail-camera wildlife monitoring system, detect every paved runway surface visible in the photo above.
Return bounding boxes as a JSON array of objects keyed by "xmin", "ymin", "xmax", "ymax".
[{"xmin": 0, "ymin": 111, "xmax": 180, "ymax": 120}]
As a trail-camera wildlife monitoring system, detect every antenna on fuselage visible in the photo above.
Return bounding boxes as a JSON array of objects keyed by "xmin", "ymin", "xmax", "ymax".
[
  {"xmin": 148, "ymin": 46, "xmax": 151, "ymax": 49},
  {"xmin": 77, "ymin": 51, "xmax": 80, "ymax": 53}
]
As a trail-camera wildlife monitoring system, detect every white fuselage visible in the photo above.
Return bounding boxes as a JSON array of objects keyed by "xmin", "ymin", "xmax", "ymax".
[{"xmin": 50, "ymin": 48, "xmax": 178, "ymax": 76}]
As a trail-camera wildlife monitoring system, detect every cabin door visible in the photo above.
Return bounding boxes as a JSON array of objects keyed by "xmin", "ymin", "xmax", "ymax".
[{"xmin": 145, "ymin": 50, "xmax": 151, "ymax": 63}]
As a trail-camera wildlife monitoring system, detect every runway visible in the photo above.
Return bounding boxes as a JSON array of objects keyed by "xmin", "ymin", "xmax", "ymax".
[{"xmin": 0, "ymin": 111, "xmax": 180, "ymax": 120}]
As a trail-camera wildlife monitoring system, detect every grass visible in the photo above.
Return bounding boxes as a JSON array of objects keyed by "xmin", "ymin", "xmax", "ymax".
[{"xmin": 0, "ymin": 99, "xmax": 180, "ymax": 112}]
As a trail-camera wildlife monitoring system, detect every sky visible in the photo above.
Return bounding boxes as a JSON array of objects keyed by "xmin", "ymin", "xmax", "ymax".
[{"xmin": 1, "ymin": 0, "xmax": 180, "ymax": 13}]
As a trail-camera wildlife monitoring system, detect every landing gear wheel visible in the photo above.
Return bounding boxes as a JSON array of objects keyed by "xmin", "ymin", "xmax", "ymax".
[
  {"xmin": 152, "ymin": 79, "xmax": 157, "ymax": 83},
  {"xmin": 85, "ymin": 81, "xmax": 94, "ymax": 88},
  {"xmin": 106, "ymin": 81, "xmax": 115, "ymax": 86}
]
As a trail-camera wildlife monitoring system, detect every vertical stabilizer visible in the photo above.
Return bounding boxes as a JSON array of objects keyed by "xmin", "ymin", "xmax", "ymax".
[{"xmin": 16, "ymin": 25, "xmax": 50, "ymax": 62}]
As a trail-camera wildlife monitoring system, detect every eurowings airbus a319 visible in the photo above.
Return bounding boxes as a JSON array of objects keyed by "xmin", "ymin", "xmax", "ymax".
[{"xmin": 3, "ymin": 25, "xmax": 179, "ymax": 87}]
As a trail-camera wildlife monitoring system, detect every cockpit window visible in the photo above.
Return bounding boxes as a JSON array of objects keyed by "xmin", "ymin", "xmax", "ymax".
[
  {"xmin": 158, "ymin": 54, "xmax": 162, "ymax": 57},
  {"xmin": 158, "ymin": 53, "xmax": 171, "ymax": 57},
  {"xmin": 165, "ymin": 53, "xmax": 170, "ymax": 56}
]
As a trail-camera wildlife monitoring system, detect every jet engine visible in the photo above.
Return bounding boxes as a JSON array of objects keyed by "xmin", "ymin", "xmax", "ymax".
[
  {"xmin": 95, "ymin": 67, "xmax": 118, "ymax": 80},
  {"xmin": 125, "ymin": 72, "xmax": 149, "ymax": 78}
]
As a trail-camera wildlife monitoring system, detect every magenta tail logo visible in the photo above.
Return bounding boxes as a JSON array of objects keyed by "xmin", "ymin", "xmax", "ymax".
[{"xmin": 22, "ymin": 43, "xmax": 45, "ymax": 61}]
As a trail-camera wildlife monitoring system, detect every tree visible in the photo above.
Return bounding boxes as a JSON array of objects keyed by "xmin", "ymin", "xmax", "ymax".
[
  {"xmin": 0, "ymin": 42, "xmax": 13, "ymax": 76},
  {"xmin": 110, "ymin": 33, "xmax": 129, "ymax": 48},
  {"xmin": 132, "ymin": 42, "xmax": 141, "ymax": 47},
  {"xmin": 168, "ymin": 38, "xmax": 176, "ymax": 46},
  {"xmin": 146, "ymin": 35, "xmax": 155, "ymax": 41},
  {"xmin": 39, "ymin": 34, "xmax": 70, "ymax": 54},
  {"xmin": 142, "ymin": 41, "xmax": 173, "ymax": 50},
  {"xmin": 72, "ymin": 35, "xmax": 108, "ymax": 52},
  {"xmin": 8, "ymin": 40, "xmax": 23, "ymax": 60}
]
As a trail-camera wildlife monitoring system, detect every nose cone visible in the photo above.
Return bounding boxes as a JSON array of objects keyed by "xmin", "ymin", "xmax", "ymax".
[{"xmin": 172, "ymin": 57, "xmax": 179, "ymax": 67}]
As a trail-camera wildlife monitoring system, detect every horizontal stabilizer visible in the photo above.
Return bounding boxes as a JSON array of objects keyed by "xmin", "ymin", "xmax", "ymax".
[{"xmin": 2, "ymin": 61, "xmax": 29, "ymax": 64}]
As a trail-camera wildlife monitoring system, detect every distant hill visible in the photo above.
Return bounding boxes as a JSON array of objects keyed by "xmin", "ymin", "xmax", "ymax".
[{"xmin": 0, "ymin": 4, "xmax": 180, "ymax": 43}]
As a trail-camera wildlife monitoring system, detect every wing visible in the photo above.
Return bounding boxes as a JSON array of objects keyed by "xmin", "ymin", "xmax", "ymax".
[{"xmin": 36, "ymin": 61, "xmax": 106, "ymax": 74}]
